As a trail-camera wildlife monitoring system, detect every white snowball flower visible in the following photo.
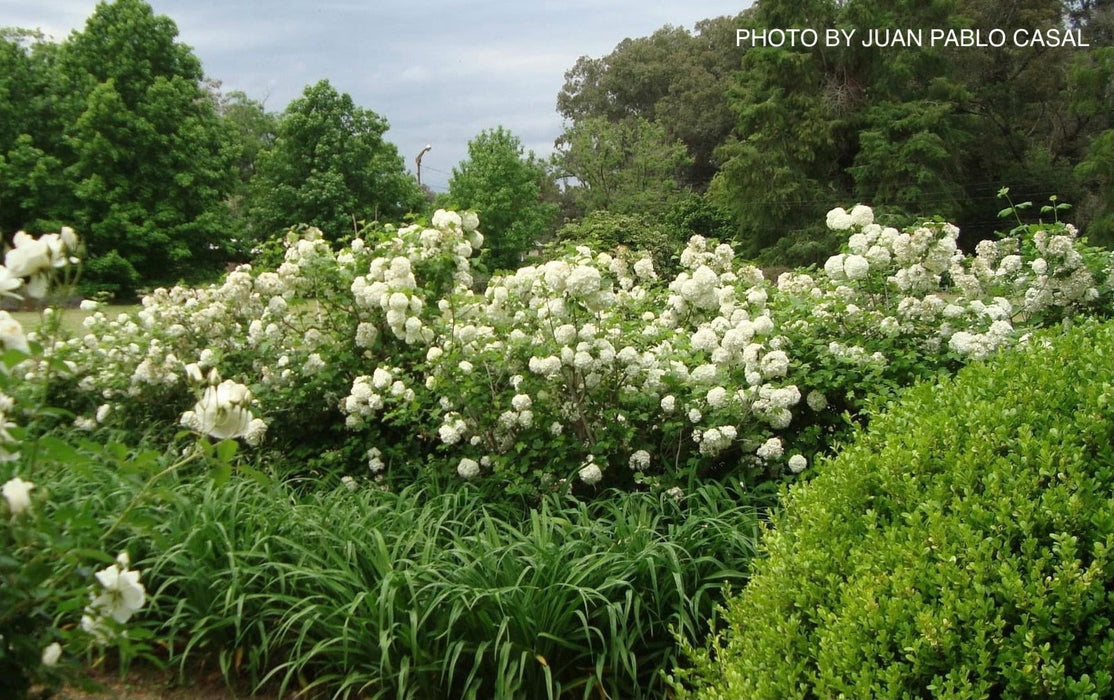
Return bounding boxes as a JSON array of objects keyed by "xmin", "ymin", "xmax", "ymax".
[
  {"xmin": 824, "ymin": 254, "xmax": 847, "ymax": 280},
  {"xmin": 843, "ymin": 254, "xmax": 870, "ymax": 280},
  {"xmin": 633, "ymin": 257, "xmax": 656, "ymax": 280},
  {"xmin": 461, "ymin": 211, "xmax": 480, "ymax": 232},
  {"xmin": 432, "ymin": 209, "xmax": 463, "ymax": 230},
  {"xmin": 706, "ymin": 386, "xmax": 729, "ymax": 408},
  {"xmin": 756, "ymin": 437, "xmax": 784, "ymax": 461},
  {"xmin": 629, "ymin": 450, "xmax": 651, "ymax": 471},
  {"xmin": 457, "ymin": 457, "xmax": 480, "ymax": 480},
  {"xmin": 2, "ymin": 476, "xmax": 34, "ymax": 515},
  {"xmin": 579, "ymin": 461, "xmax": 603, "ymax": 486},
  {"xmin": 826, "ymin": 207, "xmax": 853, "ymax": 231},
  {"xmin": 788, "ymin": 454, "xmax": 808, "ymax": 473},
  {"xmin": 849, "ymin": 204, "xmax": 874, "ymax": 227}
]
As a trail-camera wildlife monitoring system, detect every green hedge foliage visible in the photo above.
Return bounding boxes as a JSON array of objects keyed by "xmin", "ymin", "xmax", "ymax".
[{"xmin": 683, "ymin": 319, "xmax": 1114, "ymax": 699}]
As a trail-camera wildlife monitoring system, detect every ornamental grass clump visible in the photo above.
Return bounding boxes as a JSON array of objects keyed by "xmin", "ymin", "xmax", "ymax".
[
  {"xmin": 680, "ymin": 319, "xmax": 1114, "ymax": 700},
  {"xmin": 141, "ymin": 478, "xmax": 760, "ymax": 700}
]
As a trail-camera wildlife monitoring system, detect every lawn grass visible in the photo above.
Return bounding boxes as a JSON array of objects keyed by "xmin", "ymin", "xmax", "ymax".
[{"xmin": 10, "ymin": 305, "xmax": 139, "ymax": 335}]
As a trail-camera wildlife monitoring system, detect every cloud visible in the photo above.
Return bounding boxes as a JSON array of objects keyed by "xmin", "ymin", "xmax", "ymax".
[{"xmin": 8, "ymin": 0, "xmax": 753, "ymax": 189}]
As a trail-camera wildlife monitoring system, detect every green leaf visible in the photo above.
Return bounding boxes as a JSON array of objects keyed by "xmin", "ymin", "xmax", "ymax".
[{"xmin": 215, "ymin": 439, "xmax": 238, "ymax": 464}]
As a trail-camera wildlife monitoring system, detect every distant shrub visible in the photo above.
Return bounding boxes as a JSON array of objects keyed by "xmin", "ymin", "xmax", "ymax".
[{"xmin": 681, "ymin": 319, "xmax": 1114, "ymax": 700}]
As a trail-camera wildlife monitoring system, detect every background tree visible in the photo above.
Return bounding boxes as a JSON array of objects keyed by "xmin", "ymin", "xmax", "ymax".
[
  {"xmin": 211, "ymin": 88, "xmax": 278, "ymax": 256},
  {"xmin": 708, "ymin": 0, "xmax": 1113, "ymax": 262},
  {"xmin": 48, "ymin": 0, "xmax": 236, "ymax": 295},
  {"xmin": 553, "ymin": 116, "xmax": 692, "ymax": 219},
  {"xmin": 446, "ymin": 126, "xmax": 558, "ymax": 271},
  {"xmin": 0, "ymin": 30, "xmax": 68, "ymax": 236},
  {"xmin": 250, "ymin": 80, "xmax": 423, "ymax": 242},
  {"xmin": 557, "ymin": 15, "xmax": 749, "ymax": 189}
]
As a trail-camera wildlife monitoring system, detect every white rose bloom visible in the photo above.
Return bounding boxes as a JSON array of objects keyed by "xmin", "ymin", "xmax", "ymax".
[
  {"xmin": 2, "ymin": 476, "xmax": 34, "ymax": 515},
  {"xmin": 89, "ymin": 560, "xmax": 146, "ymax": 624},
  {"xmin": 185, "ymin": 380, "xmax": 256, "ymax": 441},
  {"xmin": 42, "ymin": 642, "xmax": 62, "ymax": 667},
  {"xmin": 5, "ymin": 232, "xmax": 53, "ymax": 278},
  {"xmin": 0, "ymin": 311, "xmax": 29, "ymax": 354}
]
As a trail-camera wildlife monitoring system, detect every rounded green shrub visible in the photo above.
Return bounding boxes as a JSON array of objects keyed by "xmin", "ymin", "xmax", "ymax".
[{"xmin": 683, "ymin": 319, "xmax": 1114, "ymax": 700}]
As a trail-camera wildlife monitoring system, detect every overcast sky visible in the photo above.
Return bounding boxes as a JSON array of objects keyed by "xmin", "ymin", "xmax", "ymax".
[{"xmin": 4, "ymin": 0, "xmax": 752, "ymax": 191}]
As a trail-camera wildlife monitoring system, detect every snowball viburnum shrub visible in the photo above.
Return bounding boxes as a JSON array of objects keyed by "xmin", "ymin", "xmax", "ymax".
[{"xmin": 48, "ymin": 205, "xmax": 1114, "ymax": 495}]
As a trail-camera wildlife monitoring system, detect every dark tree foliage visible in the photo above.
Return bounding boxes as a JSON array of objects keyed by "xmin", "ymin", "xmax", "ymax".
[
  {"xmin": 557, "ymin": 14, "xmax": 749, "ymax": 190},
  {"xmin": 1, "ymin": 0, "xmax": 238, "ymax": 296},
  {"xmin": 709, "ymin": 0, "xmax": 1114, "ymax": 260}
]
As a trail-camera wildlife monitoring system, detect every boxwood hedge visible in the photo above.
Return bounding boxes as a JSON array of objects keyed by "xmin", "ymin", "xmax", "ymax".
[{"xmin": 683, "ymin": 319, "xmax": 1114, "ymax": 699}]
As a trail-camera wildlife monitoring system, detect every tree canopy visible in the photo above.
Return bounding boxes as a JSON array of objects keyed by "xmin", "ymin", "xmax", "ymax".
[
  {"xmin": 250, "ymin": 80, "xmax": 423, "ymax": 242},
  {"xmin": 555, "ymin": 0, "xmax": 1114, "ymax": 261},
  {"xmin": 446, "ymin": 127, "xmax": 558, "ymax": 271}
]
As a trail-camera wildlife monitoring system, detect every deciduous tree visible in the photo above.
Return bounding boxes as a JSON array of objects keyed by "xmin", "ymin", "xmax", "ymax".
[
  {"xmin": 447, "ymin": 126, "xmax": 558, "ymax": 271},
  {"xmin": 250, "ymin": 80, "xmax": 422, "ymax": 241}
]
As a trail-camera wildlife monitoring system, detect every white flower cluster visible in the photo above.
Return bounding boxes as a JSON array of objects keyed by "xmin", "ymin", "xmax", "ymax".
[
  {"xmin": 803, "ymin": 204, "xmax": 1113, "ymax": 366},
  {"xmin": 341, "ymin": 365, "xmax": 413, "ymax": 429},
  {"xmin": 50, "ymin": 202, "xmax": 1114, "ymax": 493},
  {"xmin": 579, "ymin": 455, "xmax": 603, "ymax": 485},
  {"xmin": 413, "ymin": 233, "xmax": 806, "ymax": 483}
]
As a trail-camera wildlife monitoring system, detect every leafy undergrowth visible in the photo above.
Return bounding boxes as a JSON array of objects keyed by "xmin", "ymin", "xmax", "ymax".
[
  {"xmin": 681, "ymin": 319, "xmax": 1114, "ymax": 699},
  {"xmin": 43, "ymin": 466, "xmax": 763, "ymax": 700}
]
